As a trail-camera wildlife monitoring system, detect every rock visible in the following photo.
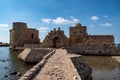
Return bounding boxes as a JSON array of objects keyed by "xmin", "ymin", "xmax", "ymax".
[
  {"xmin": 4, "ymin": 75, "xmax": 8, "ymax": 78},
  {"xmin": 6, "ymin": 59, "xmax": 10, "ymax": 61},
  {"xmin": 9, "ymin": 71, "xmax": 21, "ymax": 76},
  {"xmin": 4, "ymin": 67, "xmax": 8, "ymax": 69},
  {"xmin": 16, "ymin": 72, "xmax": 21, "ymax": 76},
  {"xmin": 74, "ymin": 76, "xmax": 78, "ymax": 80},
  {"xmin": 9, "ymin": 71, "xmax": 17, "ymax": 75},
  {"xmin": 0, "ymin": 59, "xmax": 6, "ymax": 62}
]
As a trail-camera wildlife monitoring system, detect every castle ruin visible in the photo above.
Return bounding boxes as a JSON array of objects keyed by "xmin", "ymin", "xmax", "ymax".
[
  {"xmin": 10, "ymin": 22, "xmax": 40, "ymax": 48},
  {"xmin": 41, "ymin": 28, "xmax": 69, "ymax": 48},
  {"xmin": 70, "ymin": 23, "xmax": 114, "ymax": 46},
  {"xmin": 10, "ymin": 22, "xmax": 115, "ymax": 49}
]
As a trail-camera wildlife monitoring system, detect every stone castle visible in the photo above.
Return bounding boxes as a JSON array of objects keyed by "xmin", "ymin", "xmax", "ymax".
[
  {"xmin": 10, "ymin": 22, "xmax": 40, "ymax": 48},
  {"xmin": 70, "ymin": 23, "xmax": 114, "ymax": 46},
  {"xmin": 10, "ymin": 22, "xmax": 114, "ymax": 48}
]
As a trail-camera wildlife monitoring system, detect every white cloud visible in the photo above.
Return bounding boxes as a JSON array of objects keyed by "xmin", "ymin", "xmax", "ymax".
[
  {"xmin": 99, "ymin": 23, "xmax": 112, "ymax": 27},
  {"xmin": 41, "ymin": 16, "xmax": 79, "ymax": 25},
  {"xmin": 52, "ymin": 17, "xmax": 69, "ymax": 24},
  {"xmin": 91, "ymin": 16, "xmax": 99, "ymax": 21},
  {"xmin": 0, "ymin": 24, "xmax": 9, "ymax": 27},
  {"xmin": 89, "ymin": 25, "xmax": 95, "ymax": 28},
  {"xmin": 38, "ymin": 27, "xmax": 49, "ymax": 33},
  {"xmin": 70, "ymin": 16, "xmax": 79, "ymax": 23},
  {"xmin": 41, "ymin": 18, "xmax": 52, "ymax": 23},
  {"xmin": 0, "ymin": 24, "xmax": 9, "ymax": 30}
]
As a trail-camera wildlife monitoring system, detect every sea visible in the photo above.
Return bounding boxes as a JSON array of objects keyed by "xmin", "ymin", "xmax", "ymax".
[{"xmin": 0, "ymin": 47, "xmax": 33, "ymax": 80}]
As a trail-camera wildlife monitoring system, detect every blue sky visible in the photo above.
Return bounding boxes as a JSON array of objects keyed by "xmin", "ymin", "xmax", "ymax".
[{"xmin": 0, "ymin": 0, "xmax": 120, "ymax": 43}]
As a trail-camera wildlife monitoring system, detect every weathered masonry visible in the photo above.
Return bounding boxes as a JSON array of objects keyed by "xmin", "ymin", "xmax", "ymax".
[
  {"xmin": 41, "ymin": 28, "xmax": 69, "ymax": 48},
  {"xmin": 70, "ymin": 23, "xmax": 114, "ymax": 46},
  {"xmin": 9, "ymin": 22, "xmax": 115, "ymax": 49},
  {"xmin": 10, "ymin": 22, "xmax": 40, "ymax": 48}
]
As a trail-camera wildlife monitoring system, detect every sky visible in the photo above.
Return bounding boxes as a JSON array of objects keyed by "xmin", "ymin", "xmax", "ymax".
[{"xmin": 0, "ymin": 0, "xmax": 120, "ymax": 43}]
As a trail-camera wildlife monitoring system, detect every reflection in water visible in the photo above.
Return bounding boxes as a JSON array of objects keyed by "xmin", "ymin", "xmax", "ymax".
[
  {"xmin": 0, "ymin": 47, "xmax": 33, "ymax": 80},
  {"xmin": 83, "ymin": 56, "xmax": 120, "ymax": 80}
]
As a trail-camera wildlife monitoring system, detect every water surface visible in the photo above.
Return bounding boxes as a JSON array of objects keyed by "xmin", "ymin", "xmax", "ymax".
[
  {"xmin": 0, "ymin": 47, "xmax": 33, "ymax": 80},
  {"xmin": 83, "ymin": 56, "xmax": 120, "ymax": 80}
]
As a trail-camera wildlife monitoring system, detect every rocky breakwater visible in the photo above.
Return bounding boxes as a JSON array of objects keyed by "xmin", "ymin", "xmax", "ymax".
[
  {"xmin": 69, "ymin": 54, "xmax": 92, "ymax": 80},
  {"xmin": 68, "ymin": 54, "xmax": 92, "ymax": 80},
  {"xmin": 18, "ymin": 48, "xmax": 53, "ymax": 63},
  {"xmin": 66, "ymin": 49, "xmax": 92, "ymax": 80}
]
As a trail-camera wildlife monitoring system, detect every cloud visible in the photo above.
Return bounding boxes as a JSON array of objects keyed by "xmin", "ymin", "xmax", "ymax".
[
  {"xmin": 104, "ymin": 16, "xmax": 108, "ymax": 18},
  {"xmin": 70, "ymin": 16, "xmax": 79, "ymax": 23},
  {"xmin": 52, "ymin": 17, "xmax": 69, "ymax": 24},
  {"xmin": 53, "ymin": 16, "xmax": 79, "ymax": 24},
  {"xmin": 91, "ymin": 16, "xmax": 99, "ymax": 21},
  {"xmin": 0, "ymin": 24, "xmax": 9, "ymax": 27},
  {"xmin": 0, "ymin": 24, "xmax": 9, "ymax": 30},
  {"xmin": 99, "ymin": 23, "xmax": 112, "ymax": 27},
  {"xmin": 38, "ymin": 27, "xmax": 49, "ymax": 33},
  {"xmin": 41, "ymin": 18, "xmax": 52, "ymax": 23},
  {"xmin": 41, "ymin": 16, "xmax": 79, "ymax": 25}
]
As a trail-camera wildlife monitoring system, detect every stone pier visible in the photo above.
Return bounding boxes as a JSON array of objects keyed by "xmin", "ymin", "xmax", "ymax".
[
  {"xmin": 19, "ymin": 49, "xmax": 92, "ymax": 80},
  {"xmin": 33, "ymin": 49, "xmax": 81, "ymax": 80}
]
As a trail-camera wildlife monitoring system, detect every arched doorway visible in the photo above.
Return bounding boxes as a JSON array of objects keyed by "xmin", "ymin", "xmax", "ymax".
[{"xmin": 52, "ymin": 37, "xmax": 60, "ymax": 48}]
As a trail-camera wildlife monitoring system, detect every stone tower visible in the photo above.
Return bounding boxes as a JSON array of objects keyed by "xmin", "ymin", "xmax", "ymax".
[
  {"xmin": 70, "ymin": 23, "xmax": 114, "ymax": 46},
  {"xmin": 70, "ymin": 23, "xmax": 88, "ymax": 45},
  {"xmin": 10, "ymin": 22, "xmax": 40, "ymax": 48}
]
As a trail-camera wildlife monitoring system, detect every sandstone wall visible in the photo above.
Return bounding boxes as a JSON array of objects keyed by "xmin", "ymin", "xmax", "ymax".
[
  {"xmin": 41, "ymin": 28, "xmax": 69, "ymax": 48},
  {"xmin": 18, "ymin": 48, "xmax": 53, "ymax": 63},
  {"xmin": 10, "ymin": 22, "xmax": 40, "ymax": 48},
  {"xmin": 70, "ymin": 23, "xmax": 114, "ymax": 46}
]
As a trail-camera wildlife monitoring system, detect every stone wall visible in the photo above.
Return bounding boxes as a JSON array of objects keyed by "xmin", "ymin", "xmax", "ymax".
[
  {"xmin": 88, "ymin": 35, "xmax": 114, "ymax": 45},
  {"xmin": 10, "ymin": 22, "xmax": 40, "ymax": 48},
  {"xmin": 18, "ymin": 48, "xmax": 53, "ymax": 63},
  {"xmin": 70, "ymin": 55, "xmax": 92, "ymax": 80},
  {"xmin": 41, "ymin": 28, "xmax": 69, "ymax": 48},
  {"xmin": 68, "ymin": 44, "xmax": 120, "ymax": 56},
  {"xmin": 70, "ymin": 23, "xmax": 114, "ymax": 46},
  {"xmin": 24, "ymin": 44, "xmax": 41, "ymax": 48}
]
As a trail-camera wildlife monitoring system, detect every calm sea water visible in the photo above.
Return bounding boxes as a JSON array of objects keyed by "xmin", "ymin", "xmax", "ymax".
[
  {"xmin": 83, "ymin": 56, "xmax": 120, "ymax": 80},
  {"xmin": 0, "ymin": 47, "xmax": 33, "ymax": 80}
]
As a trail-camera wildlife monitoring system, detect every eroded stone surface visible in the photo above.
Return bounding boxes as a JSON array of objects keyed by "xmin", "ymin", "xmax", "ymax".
[
  {"xmin": 18, "ymin": 48, "xmax": 53, "ymax": 63},
  {"xmin": 10, "ymin": 22, "xmax": 40, "ymax": 48},
  {"xmin": 34, "ymin": 49, "xmax": 78, "ymax": 80}
]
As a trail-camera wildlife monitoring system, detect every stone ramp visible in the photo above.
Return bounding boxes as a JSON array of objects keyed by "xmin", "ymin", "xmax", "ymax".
[{"xmin": 33, "ymin": 49, "xmax": 81, "ymax": 80}]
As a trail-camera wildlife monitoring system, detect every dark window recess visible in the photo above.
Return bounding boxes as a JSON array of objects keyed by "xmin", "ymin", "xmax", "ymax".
[
  {"xmin": 31, "ymin": 33, "xmax": 34, "ymax": 39},
  {"xmin": 74, "ymin": 32, "xmax": 76, "ymax": 36},
  {"xmin": 13, "ymin": 28, "xmax": 15, "ymax": 31},
  {"xmin": 80, "ymin": 32, "xmax": 83, "ymax": 35}
]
